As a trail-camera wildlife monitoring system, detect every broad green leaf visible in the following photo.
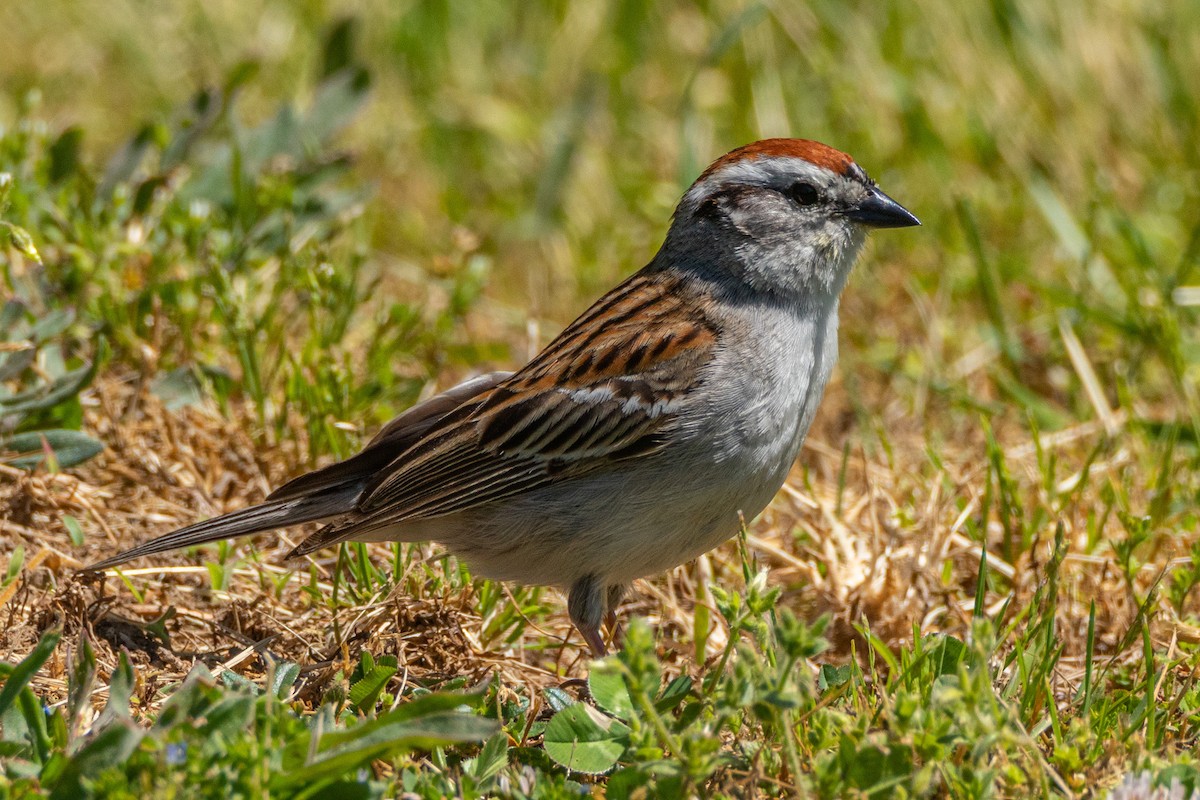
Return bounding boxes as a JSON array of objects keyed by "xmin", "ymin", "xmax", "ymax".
[
  {"xmin": 220, "ymin": 669, "xmax": 257, "ymax": 692},
  {"xmin": 199, "ymin": 694, "xmax": 256, "ymax": 739},
  {"xmin": 94, "ymin": 652, "xmax": 134, "ymax": 731},
  {"xmin": 151, "ymin": 666, "xmax": 216, "ymax": 733},
  {"xmin": 0, "ymin": 361, "xmax": 95, "ymax": 417},
  {"xmin": 466, "ymin": 731, "xmax": 510, "ymax": 784},
  {"xmin": 836, "ymin": 737, "xmax": 912, "ymax": 795},
  {"xmin": 0, "ymin": 299, "xmax": 25, "ymax": 331},
  {"xmin": 29, "ymin": 308, "xmax": 74, "ymax": 342},
  {"xmin": 348, "ymin": 662, "xmax": 398, "ymax": 712},
  {"xmin": 654, "ymin": 675, "xmax": 693, "ymax": 713},
  {"xmin": 0, "ymin": 346, "xmax": 35, "ymax": 382},
  {"xmin": 588, "ymin": 662, "xmax": 634, "ymax": 720},
  {"xmin": 304, "ymin": 68, "xmax": 371, "ymax": 147},
  {"xmin": 131, "ymin": 175, "xmax": 168, "ymax": 215},
  {"xmin": 270, "ymin": 661, "xmax": 301, "ymax": 699},
  {"xmin": 274, "ymin": 699, "xmax": 497, "ymax": 789},
  {"xmin": 46, "ymin": 721, "xmax": 143, "ymax": 800},
  {"xmin": 923, "ymin": 634, "xmax": 968, "ymax": 678},
  {"xmin": 1, "ymin": 429, "xmax": 104, "ymax": 470},
  {"xmin": 818, "ymin": 664, "xmax": 853, "ymax": 691},
  {"xmin": 542, "ymin": 702, "xmax": 630, "ymax": 775},
  {"xmin": 543, "ymin": 686, "xmax": 575, "ymax": 713},
  {"xmin": 150, "ymin": 366, "xmax": 206, "ymax": 410},
  {"xmin": 0, "ymin": 680, "xmax": 52, "ymax": 765},
  {"xmin": 606, "ymin": 766, "xmax": 654, "ymax": 800},
  {"xmin": 0, "ymin": 630, "xmax": 61, "ymax": 766},
  {"xmin": 0, "ymin": 628, "xmax": 61, "ymax": 718}
]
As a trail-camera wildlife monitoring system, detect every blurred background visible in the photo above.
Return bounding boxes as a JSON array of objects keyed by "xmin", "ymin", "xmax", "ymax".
[
  {"xmin": 3, "ymin": 3, "xmax": 1200, "ymax": 793},
  {"xmin": 5, "ymin": 0, "xmax": 1195, "ymax": 376}
]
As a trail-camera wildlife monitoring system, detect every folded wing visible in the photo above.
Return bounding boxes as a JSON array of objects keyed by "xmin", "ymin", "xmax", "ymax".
[{"xmin": 289, "ymin": 269, "xmax": 718, "ymax": 553}]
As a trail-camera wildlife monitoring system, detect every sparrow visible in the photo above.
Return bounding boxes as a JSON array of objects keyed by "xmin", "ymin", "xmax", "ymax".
[{"xmin": 86, "ymin": 139, "xmax": 920, "ymax": 656}]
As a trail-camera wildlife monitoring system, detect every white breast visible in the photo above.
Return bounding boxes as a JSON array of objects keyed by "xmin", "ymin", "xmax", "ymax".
[{"xmin": 694, "ymin": 292, "xmax": 841, "ymax": 527}]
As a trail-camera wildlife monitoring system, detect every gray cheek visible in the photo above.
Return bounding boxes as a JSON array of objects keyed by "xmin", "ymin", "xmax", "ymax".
[{"xmin": 729, "ymin": 197, "xmax": 792, "ymax": 238}]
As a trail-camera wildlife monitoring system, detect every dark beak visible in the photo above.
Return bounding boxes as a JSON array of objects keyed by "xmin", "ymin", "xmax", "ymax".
[{"xmin": 845, "ymin": 186, "xmax": 921, "ymax": 229}]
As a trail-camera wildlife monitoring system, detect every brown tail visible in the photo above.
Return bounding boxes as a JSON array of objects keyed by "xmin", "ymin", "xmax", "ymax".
[
  {"xmin": 83, "ymin": 484, "xmax": 360, "ymax": 572},
  {"xmin": 84, "ymin": 371, "xmax": 513, "ymax": 572}
]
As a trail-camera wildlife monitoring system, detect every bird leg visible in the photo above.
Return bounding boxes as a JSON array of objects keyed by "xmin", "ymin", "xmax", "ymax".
[
  {"xmin": 604, "ymin": 583, "xmax": 629, "ymax": 650},
  {"xmin": 568, "ymin": 574, "xmax": 608, "ymax": 657}
]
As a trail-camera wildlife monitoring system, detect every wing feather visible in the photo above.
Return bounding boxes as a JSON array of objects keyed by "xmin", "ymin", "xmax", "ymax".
[
  {"xmin": 265, "ymin": 371, "xmax": 510, "ymax": 502},
  {"xmin": 351, "ymin": 269, "xmax": 718, "ymax": 523}
]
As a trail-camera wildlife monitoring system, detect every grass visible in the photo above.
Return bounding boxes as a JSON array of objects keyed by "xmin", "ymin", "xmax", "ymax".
[{"xmin": 1, "ymin": 1, "xmax": 1200, "ymax": 797}]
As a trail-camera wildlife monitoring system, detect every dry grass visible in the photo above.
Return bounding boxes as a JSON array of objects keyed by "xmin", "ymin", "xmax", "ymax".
[
  {"xmin": 2, "ymin": 353, "xmax": 1183, "ymax": 730},
  {"xmin": 3, "ymin": 1, "xmax": 1200, "ymax": 793}
]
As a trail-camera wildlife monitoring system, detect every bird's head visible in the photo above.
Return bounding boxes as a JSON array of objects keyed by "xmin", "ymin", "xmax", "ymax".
[{"xmin": 666, "ymin": 138, "xmax": 919, "ymax": 297}]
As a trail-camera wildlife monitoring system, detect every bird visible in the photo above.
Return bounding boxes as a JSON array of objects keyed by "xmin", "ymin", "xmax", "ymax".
[{"xmin": 86, "ymin": 138, "xmax": 920, "ymax": 656}]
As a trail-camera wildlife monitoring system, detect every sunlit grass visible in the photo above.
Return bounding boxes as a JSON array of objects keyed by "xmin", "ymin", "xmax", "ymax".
[{"xmin": 2, "ymin": 1, "xmax": 1200, "ymax": 797}]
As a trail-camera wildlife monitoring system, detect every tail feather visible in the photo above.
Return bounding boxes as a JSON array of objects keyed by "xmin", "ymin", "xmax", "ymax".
[
  {"xmin": 84, "ymin": 372, "xmax": 514, "ymax": 573},
  {"xmin": 84, "ymin": 485, "xmax": 361, "ymax": 572}
]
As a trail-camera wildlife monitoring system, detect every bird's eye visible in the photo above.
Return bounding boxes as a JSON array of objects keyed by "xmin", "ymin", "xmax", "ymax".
[{"xmin": 786, "ymin": 181, "xmax": 820, "ymax": 206}]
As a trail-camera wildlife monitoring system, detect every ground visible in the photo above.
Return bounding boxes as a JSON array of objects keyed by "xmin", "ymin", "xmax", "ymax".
[{"xmin": 2, "ymin": 2, "xmax": 1200, "ymax": 798}]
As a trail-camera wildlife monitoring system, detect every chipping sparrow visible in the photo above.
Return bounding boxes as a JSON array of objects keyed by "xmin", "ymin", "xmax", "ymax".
[{"xmin": 87, "ymin": 139, "xmax": 920, "ymax": 656}]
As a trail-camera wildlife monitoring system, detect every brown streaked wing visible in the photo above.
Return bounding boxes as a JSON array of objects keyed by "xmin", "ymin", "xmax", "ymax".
[
  {"xmin": 352, "ymin": 269, "xmax": 717, "ymax": 520},
  {"xmin": 265, "ymin": 371, "xmax": 511, "ymax": 503}
]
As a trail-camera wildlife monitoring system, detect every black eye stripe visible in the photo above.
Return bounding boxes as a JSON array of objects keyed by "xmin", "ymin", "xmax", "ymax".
[{"xmin": 785, "ymin": 181, "xmax": 820, "ymax": 206}]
